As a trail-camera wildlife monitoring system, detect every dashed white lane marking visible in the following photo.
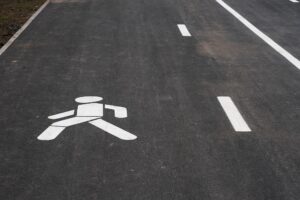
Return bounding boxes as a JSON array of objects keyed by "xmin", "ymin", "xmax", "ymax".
[
  {"xmin": 218, "ymin": 96, "xmax": 251, "ymax": 132},
  {"xmin": 289, "ymin": 0, "xmax": 299, "ymax": 3},
  {"xmin": 0, "ymin": 0, "xmax": 49, "ymax": 56},
  {"xmin": 177, "ymin": 24, "xmax": 192, "ymax": 37},
  {"xmin": 216, "ymin": 0, "xmax": 300, "ymax": 70}
]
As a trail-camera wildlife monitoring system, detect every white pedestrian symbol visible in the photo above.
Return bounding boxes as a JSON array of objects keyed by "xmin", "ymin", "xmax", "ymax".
[{"xmin": 38, "ymin": 96, "xmax": 137, "ymax": 141}]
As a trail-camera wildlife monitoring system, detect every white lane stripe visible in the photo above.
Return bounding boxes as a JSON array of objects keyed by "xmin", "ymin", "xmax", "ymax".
[
  {"xmin": 218, "ymin": 96, "xmax": 251, "ymax": 132},
  {"xmin": 216, "ymin": 0, "xmax": 300, "ymax": 70},
  {"xmin": 0, "ymin": 0, "xmax": 49, "ymax": 56},
  {"xmin": 177, "ymin": 24, "xmax": 192, "ymax": 37},
  {"xmin": 290, "ymin": 0, "xmax": 299, "ymax": 3}
]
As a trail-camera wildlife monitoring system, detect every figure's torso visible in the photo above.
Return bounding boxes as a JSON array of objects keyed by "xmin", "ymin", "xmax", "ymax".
[{"xmin": 76, "ymin": 103, "xmax": 103, "ymax": 117}]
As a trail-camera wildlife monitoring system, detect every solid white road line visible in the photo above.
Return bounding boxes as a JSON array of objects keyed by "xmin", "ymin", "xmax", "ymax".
[
  {"xmin": 0, "ymin": 0, "xmax": 49, "ymax": 56},
  {"xmin": 216, "ymin": 0, "xmax": 300, "ymax": 70},
  {"xmin": 218, "ymin": 96, "xmax": 251, "ymax": 132},
  {"xmin": 177, "ymin": 24, "xmax": 192, "ymax": 37},
  {"xmin": 289, "ymin": 0, "xmax": 299, "ymax": 3}
]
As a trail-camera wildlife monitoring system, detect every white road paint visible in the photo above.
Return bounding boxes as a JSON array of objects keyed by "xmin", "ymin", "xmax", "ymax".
[
  {"xmin": 75, "ymin": 96, "xmax": 103, "ymax": 103},
  {"xmin": 0, "ymin": 0, "xmax": 49, "ymax": 56},
  {"xmin": 38, "ymin": 126, "xmax": 66, "ymax": 141},
  {"xmin": 38, "ymin": 96, "xmax": 136, "ymax": 141},
  {"xmin": 48, "ymin": 110, "xmax": 75, "ymax": 119},
  {"xmin": 289, "ymin": 0, "xmax": 299, "ymax": 3},
  {"xmin": 177, "ymin": 24, "xmax": 192, "ymax": 37},
  {"xmin": 218, "ymin": 96, "xmax": 251, "ymax": 132},
  {"xmin": 77, "ymin": 103, "xmax": 104, "ymax": 117},
  {"xmin": 52, "ymin": 117, "xmax": 99, "ymax": 127},
  {"xmin": 105, "ymin": 105, "xmax": 127, "ymax": 118},
  {"xmin": 90, "ymin": 119, "xmax": 137, "ymax": 140},
  {"xmin": 216, "ymin": 0, "xmax": 300, "ymax": 70}
]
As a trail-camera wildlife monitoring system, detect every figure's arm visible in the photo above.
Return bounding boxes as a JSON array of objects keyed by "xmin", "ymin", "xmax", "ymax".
[
  {"xmin": 48, "ymin": 110, "xmax": 75, "ymax": 120},
  {"xmin": 105, "ymin": 105, "xmax": 127, "ymax": 118}
]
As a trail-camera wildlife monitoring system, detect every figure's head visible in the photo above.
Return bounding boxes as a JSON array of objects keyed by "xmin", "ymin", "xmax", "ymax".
[{"xmin": 75, "ymin": 96, "xmax": 103, "ymax": 104}]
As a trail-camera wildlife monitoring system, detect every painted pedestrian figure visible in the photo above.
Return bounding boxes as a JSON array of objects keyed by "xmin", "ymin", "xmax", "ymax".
[{"xmin": 38, "ymin": 96, "xmax": 137, "ymax": 141}]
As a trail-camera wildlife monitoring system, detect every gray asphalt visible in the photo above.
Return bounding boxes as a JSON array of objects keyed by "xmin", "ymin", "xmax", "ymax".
[{"xmin": 0, "ymin": 0, "xmax": 299, "ymax": 199}]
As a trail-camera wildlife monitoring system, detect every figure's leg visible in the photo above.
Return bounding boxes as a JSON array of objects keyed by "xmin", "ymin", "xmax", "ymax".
[
  {"xmin": 38, "ymin": 117, "xmax": 99, "ymax": 141},
  {"xmin": 38, "ymin": 126, "xmax": 66, "ymax": 140},
  {"xmin": 52, "ymin": 116, "xmax": 99, "ymax": 127},
  {"xmin": 89, "ymin": 119, "xmax": 137, "ymax": 140}
]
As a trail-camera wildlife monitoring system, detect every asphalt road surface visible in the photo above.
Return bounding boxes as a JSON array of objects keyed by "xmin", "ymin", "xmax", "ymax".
[{"xmin": 0, "ymin": 0, "xmax": 300, "ymax": 199}]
